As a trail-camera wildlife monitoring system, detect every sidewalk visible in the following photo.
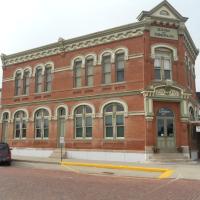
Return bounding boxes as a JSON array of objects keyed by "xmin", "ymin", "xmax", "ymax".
[{"xmin": 12, "ymin": 155, "xmax": 200, "ymax": 180}]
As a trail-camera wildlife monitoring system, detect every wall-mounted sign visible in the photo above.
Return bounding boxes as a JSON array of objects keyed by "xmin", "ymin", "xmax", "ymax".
[
  {"xmin": 196, "ymin": 126, "xmax": 200, "ymax": 132},
  {"xmin": 150, "ymin": 26, "xmax": 178, "ymax": 40}
]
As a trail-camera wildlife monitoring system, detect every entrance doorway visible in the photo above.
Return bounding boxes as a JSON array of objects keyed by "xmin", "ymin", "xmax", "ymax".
[
  {"xmin": 57, "ymin": 107, "xmax": 66, "ymax": 148},
  {"xmin": 156, "ymin": 108, "xmax": 176, "ymax": 151},
  {"xmin": 1, "ymin": 113, "xmax": 9, "ymax": 143}
]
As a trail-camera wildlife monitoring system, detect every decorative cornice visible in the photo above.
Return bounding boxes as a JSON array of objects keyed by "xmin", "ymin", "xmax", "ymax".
[{"xmin": 1, "ymin": 22, "xmax": 145, "ymax": 67}]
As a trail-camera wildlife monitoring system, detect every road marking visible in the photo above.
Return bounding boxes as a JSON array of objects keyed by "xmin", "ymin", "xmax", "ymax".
[{"xmin": 61, "ymin": 161, "xmax": 174, "ymax": 179}]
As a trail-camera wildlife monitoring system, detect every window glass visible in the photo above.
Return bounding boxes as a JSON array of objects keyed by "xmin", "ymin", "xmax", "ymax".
[
  {"xmin": 74, "ymin": 105, "xmax": 93, "ymax": 139},
  {"xmin": 102, "ymin": 55, "xmax": 111, "ymax": 84},
  {"xmin": 76, "ymin": 117, "xmax": 82, "ymax": 127},
  {"xmin": 116, "ymin": 104, "xmax": 124, "ymax": 111},
  {"xmin": 105, "ymin": 115, "xmax": 112, "ymax": 126},
  {"xmin": 105, "ymin": 105, "xmax": 113, "ymax": 112},
  {"xmin": 154, "ymin": 58, "xmax": 161, "ymax": 68},
  {"xmin": 116, "ymin": 115, "xmax": 124, "ymax": 125},
  {"xmin": 76, "ymin": 128, "xmax": 83, "ymax": 137},
  {"xmin": 86, "ymin": 127, "xmax": 92, "ymax": 138},
  {"xmin": 154, "ymin": 49, "xmax": 172, "ymax": 80},
  {"xmin": 85, "ymin": 106, "xmax": 92, "ymax": 113},
  {"xmin": 104, "ymin": 74, "xmax": 111, "ymax": 84},
  {"xmin": 155, "ymin": 69, "xmax": 161, "ymax": 80},
  {"xmin": 35, "ymin": 109, "xmax": 49, "ymax": 139},
  {"xmin": 117, "ymin": 127, "xmax": 124, "ymax": 138},
  {"xmin": 117, "ymin": 71, "xmax": 124, "ymax": 82},
  {"xmin": 164, "ymin": 59, "xmax": 171, "ymax": 70},
  {"xmin": 75, "ymin": 106, "xmax": 83, "ymax": 114},
  {"xmin": 106, "ymin": 127, "xmax": 113, "ymax": 137},
  {"xmin": 104, "ymin": 103, "xmax": 125, "ymax": 139},
  {"xmin": 86, "ymin": 117, "xmax": 92, "ymax": 127}
]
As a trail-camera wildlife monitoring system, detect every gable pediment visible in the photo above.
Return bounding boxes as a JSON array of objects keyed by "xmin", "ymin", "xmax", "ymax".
[
  {"xmin": 151, "ymin": 5, "xmax": 179, "ymax": 20},
  {"xmin": 137, "ymin": 0, "xmax": 188, "ymax": 22}
]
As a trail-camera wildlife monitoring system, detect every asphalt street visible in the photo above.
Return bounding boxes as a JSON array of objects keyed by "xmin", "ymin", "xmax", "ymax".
[{"xmin": 1, "ymin": 161, "xmax": 200, "ymax": 200}]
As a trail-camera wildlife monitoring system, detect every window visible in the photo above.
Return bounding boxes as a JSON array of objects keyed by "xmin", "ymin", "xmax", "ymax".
[
  {"xmin": 189, "ymin": 107, "xmax": 195, "ymax": 121},
  {"xmin": 15, "ymin": 72, "xmax": 22, "ymax": 96},
  {"xmin": 74, "ymin": 105, "xmax": 92, "ymax": 139},
  {"xmin": 154, "ymin": 49, "xmax": 172, "ymax": 80},
  {"xmin": 35, "ymin": 68, "xmax": 43, "ymax": 93},
  {"xmin": 102, "ymin": 55, "xmax": 111, "ymax": 84},
  {"xmin": 44, "ymin": 66, "xmax": 52, "ymax": 92},
  {"xmin": 85, "ymin": 58, "xmax": 94, "ymax": 86},
  {"xmin": 14, "ymin": 111, "xmax": 27, "ymax": 139},
  {"xmin": 74, "ymin": 60, "xmax": 82, "ymax": 88},
  {"xmin": 104, "ymin": 103, "xmax": 124, "ymax": 139},
  {"xmin": 115, "ymin": 53, "xmax": 125, "ymax": 82},
  {"xmin": 35, "ymin": 109, "xmax": 49, "ymax": 139},
  {"xmin": 22, "ymin": 70, "xmax": 30, "ymax": 95}
]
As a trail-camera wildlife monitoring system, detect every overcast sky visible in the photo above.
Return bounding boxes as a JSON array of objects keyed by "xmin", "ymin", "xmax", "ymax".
[{"xmin": 0, "ymin": 0, "xmax": 200, "ymax": 90}]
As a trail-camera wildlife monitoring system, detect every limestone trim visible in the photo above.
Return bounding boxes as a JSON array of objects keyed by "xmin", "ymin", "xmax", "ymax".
[
  {"xmin": 98, "ymin": 49, "xmax": 115, "ymax": 64},
  {"xmin": 2, "ymin": 77, "xmax": 14, "ymax": 82},
  {"xmin": 44, "ymin": 61, "xmax": 55, "ymax": 73},
  {"xmin": 128, "ymin": 111, "xmax": 145, "ymax": 116},
  {"xmin": 23, "ymin": 67, "xmax": 32, "ymax": 77},
  {"xmin": 99, "ymin": 99, "xmax": 128, "ymax": 117},
  {"xmin": 13, "ymin": 68, "xmax": 23, "ymax": 79},
  {"xmin": 70, "ymin": 103, "xmax": 95, "ymax": 119},
  {"xmin": 12, "ymin": 108, "xmax": 29, "ymax": 121},
  {"xmin": 54, "ymin": 104, "xmax": 69, "ymax": 120},
  {"xmin": 0, "ymin": 110, "xmax": 11, "ymax": 123},
  {"xmin": 151, "ymin": 43, "xmax": 178, "ymax": 61},
  {"xmin": 2, "ymin": 90, "xmax": 141, "ymax": 108},
  {"xmin": 33, "ymin": 63, "xmax": 45, "ymax": 76},
  {"xmin": 85, "ymin": 53, "xmax": 97, "ymax": 65},
  {"xmin": 71, "ymin": 55, "xmax": 85, "ymax": 69},
  {"xmin": 31, "ymin": 106, "xmax": 52, "ymax": 121},
  {"xmin": 114, "ymin": 47, "xmax": 129, "ymax": 60}
]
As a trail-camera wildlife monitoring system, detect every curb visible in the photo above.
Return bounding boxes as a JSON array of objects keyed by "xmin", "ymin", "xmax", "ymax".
[
  {"xmin": 13, "ymin": 159, "xmax": 59, "ymax": 165},
  {"xmin": 61, "ymin": 161, "xmax": 174, "ymax": 179}
]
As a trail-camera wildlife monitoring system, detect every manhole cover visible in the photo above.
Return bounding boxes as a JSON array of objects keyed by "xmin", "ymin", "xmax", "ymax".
[{"xmin": 102, "ymin": 172, "xmax": 114, "ymax": 175}]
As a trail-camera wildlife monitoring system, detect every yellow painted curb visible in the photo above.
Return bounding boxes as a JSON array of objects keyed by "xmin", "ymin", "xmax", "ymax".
[
  {"xmin": 158, "ymin": 170, "xmax": 174, "ymax": 179},
  {"xmin": 61, "ymin": 161, "xmax": 173, "ymax": 179}
]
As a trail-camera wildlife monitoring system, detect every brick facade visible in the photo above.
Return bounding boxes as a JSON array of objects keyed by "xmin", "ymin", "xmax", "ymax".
[{"xmin": 0, "ymin": 1, "xmax": 199, "ymax": 160}]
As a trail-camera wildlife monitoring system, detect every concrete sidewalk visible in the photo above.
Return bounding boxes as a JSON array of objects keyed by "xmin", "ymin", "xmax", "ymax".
[{"xmin": 12, "ymin": 155, "xmax": 200, "ymax": 180}]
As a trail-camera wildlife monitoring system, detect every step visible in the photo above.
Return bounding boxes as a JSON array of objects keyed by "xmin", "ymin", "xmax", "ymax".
[{"xmin": 149, "ymin": 152, "xmax": 190, "ymax": 162}]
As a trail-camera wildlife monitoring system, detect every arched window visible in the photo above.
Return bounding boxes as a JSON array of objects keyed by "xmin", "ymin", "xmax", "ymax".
[
  {"xmin": 102, "ymin": 54, "xmax": 111, "ymax": 84},
  {"xmin": 104, "ymin": 103, "xmax": 124, "ymax": 139},
  {"xmin": 74, "ymin": 105, "xmax": 92, "ymax": 139},
  {"xmin": 44, "ymin": 65, "xmax": 52, "ymax": 92},
  {"xmin": 2, "ymin": 112, "xmax": 9, "ymax": 142},
  {"xmin": 23, "ymin": 70, "xmax": 30, "ymax": 95},
  {"xmin": 35, "ymin": 109, "xmax": 49, "ymax": 139},
  {"xmin": 35, "ymin": 68, "xmax": 43, "ymax": 93},
  {"xmin": 74, "ymin": 59, "xmax": 82, "ymax": 88},
  {"xmin": 189, "ymin": 107, "xmax": 195, "ymax": 121},
  {"xmin": 115, "ymin": 52, "xmax": 125, "ymax": 82},
  {"xmin": 154, "ymin": 48, "xmax": 172, "ymax": 81},
  {"xmin": 85, "ymin": 58, "xmax": 94, "ymax": 86},
  {"xmin": 15, "ymin": 71, "xmax": 22, "ymax": 96},
  {"xmin": 14, "ymin": 111, "xmax": 27, "ymax": 139}
]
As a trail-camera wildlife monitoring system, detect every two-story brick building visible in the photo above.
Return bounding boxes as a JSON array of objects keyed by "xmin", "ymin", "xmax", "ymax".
[{"xmin": 0, "ymin": 1, "xmax": 199, "ymax": 161}]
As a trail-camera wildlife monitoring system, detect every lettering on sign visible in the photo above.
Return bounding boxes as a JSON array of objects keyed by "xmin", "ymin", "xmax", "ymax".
[{"xmin": 150, "ymin": 26, "xmax": 178, "ymax": 40}]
